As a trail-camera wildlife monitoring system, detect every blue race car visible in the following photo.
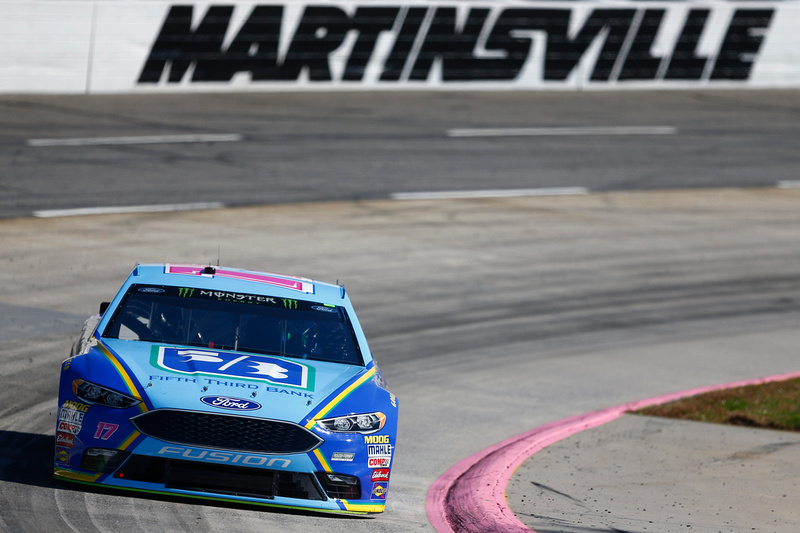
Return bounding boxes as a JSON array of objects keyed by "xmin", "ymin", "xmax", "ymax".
[{"xmin": 55, "ymin": 263, "xmax": 398, "ymax": 514}]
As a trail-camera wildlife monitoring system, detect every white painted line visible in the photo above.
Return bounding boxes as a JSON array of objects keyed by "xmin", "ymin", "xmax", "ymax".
[
  {"xmin": 777, "ymin": 180, "xmax": 800, "ymax": 189},
  {"xmin": 27, "ymin": 134, "xmax": 242, "ymax": 147},
  {"xmin": 33, "ymin": 202, "xmax": 226, "ymax": 218},
  {"xmin": 391, "ymin": 187, "xmax": 589, "ymax": 201},
  {"xmin": 447, "ymin": 126, "xmax": 677, "ymax": 138}
]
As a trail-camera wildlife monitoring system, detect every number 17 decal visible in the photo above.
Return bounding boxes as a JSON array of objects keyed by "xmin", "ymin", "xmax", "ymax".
[{"xmin": 94, "ymin": 422, "xmax": 119, "ymax": 440}]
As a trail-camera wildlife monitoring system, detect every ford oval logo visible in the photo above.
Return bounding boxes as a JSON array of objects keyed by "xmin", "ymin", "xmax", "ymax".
[
  {"xmin": 200, "ymin": 396, "xmax": 262, "ymax": 411},
  {"xmin": 138, "ymin": 287, "xmax": 165, "ymax": 293}
]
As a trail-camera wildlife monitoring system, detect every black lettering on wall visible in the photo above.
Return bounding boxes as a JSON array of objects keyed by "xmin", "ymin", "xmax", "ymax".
[
  {"xmin": 496, "ymin": 8, "xmax": 636, "ymax": 81},
  {"xmin": 408, "ymin": 8, "xmax": 495, "ymax": 81},
  {"xmin": 138, "ymin": 6, "xmax": 234, "ymax": 83},
  {"xmin": 381, "ymin": 7, "xmax": 428, "ymax": 81},
  {"xmin": 581, "ymin": 9, "xmax": 637, "ymax": 81},
  {"xmin": 664, "ymin": 9, "xmax": 711, "ymax": 80},
  {"xmin": 618, "ymin": 10, "xmax": 665, "ymax": 80},
  {"xmin": 710, "ymin": 9, "xmax": 773, "ymax": 80},
  {"xmin": 202, "ymin": 5, "xmax": 283, "ymax": 81},
  {"xmin": 136, "ymin": 3, "xmax": 773, "ymax": 86},
  {"xmin": 484, "ymin": 9, "xmax": 566, "ymax": 82},
  {"xmin": 343, "ymin": 7, "xmax": 401, "ymax": 81},
  {"xmin": 280, "ymin": 6, "xmax": 350, "ymax": 81}
]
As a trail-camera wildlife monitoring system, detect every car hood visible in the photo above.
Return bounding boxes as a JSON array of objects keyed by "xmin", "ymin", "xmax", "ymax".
[{"xmin": 95, "ymin": 338, "xmax": 366, "ymax": 422}]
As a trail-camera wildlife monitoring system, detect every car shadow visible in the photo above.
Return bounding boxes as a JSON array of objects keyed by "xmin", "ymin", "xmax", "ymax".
[{"xmin": 0, "ymin": 431, "xmax": 57, "ymax": 488}]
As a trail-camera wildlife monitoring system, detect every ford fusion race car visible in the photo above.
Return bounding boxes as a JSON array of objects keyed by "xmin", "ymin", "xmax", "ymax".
[{"xmin": 54, "ymin": 263, "xmax": 398, "ymax": 514}]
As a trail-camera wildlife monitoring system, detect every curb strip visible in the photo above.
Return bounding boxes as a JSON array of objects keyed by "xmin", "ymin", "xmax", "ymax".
[{"xmin": 426, "ymin": 370, "xmax": 800, "ymax": 533}]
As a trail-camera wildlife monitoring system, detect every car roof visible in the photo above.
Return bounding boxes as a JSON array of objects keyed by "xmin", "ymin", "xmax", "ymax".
[{"xmin": 127, "ymin": 263, "xmax": 347, "ymax": 304}]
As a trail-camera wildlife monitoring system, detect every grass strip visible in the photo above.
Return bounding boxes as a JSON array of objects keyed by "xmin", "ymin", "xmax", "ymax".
[{"xmin": 635, "ymin": 378, "xmax": 800, "ymax": 432}]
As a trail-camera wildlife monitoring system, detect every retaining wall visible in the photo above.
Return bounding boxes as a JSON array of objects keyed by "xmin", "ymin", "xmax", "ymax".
[{"xmin": 2, "ymin": 0, "xmax": 799, "ymax": 93}]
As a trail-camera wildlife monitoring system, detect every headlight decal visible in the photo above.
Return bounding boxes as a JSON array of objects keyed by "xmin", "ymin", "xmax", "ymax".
[
  {"xmin": 304, "ymin": 365, "xmax": 377, "ymax": 429},
  {"xmin": 316, "ymin": 412, "xmax": 386, "ymax": 434},
  {"xmin": 72, "ymin": 380, "xmax": 140, "ymax": 409},
  {"xmin": 95, "ymin": 338, "xmax": 149, "ymax": 414}
]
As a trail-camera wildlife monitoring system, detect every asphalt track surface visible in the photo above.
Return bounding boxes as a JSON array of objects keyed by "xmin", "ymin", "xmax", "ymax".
[
  {"xmin": 2, "ymin": 90, "xmax": 800, "ymax": 218},
  {"xmin": 1, "ymin": 91, "xmax": 800, "ymax": 532}
]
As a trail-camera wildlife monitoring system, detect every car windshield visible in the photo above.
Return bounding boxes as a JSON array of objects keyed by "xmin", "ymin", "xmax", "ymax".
[{"xmin": 102, "ymin": 284, "xmax": 363, "ymax": 365}]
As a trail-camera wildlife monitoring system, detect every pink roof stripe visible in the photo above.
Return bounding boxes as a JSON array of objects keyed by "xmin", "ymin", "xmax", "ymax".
[{"xmin": 165, "ymin": 264, "xmax": 313, "ymax": 293}]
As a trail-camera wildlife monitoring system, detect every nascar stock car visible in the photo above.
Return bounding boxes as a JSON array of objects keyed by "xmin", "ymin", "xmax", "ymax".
[{"xmin": 55, "ymin": 263, "xmax": 398, "ymax": 514}]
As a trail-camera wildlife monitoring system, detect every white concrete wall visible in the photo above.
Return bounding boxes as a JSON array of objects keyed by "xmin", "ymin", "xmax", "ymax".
[{"xmin": 1, "ymin": 0, "xmax": 799, "ymax": 93}]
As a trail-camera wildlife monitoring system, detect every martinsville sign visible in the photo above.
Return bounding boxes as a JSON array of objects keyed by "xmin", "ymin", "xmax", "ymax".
[{"xmin": 1, "ymin": 0, "xmax": 799, "ymax": 93}]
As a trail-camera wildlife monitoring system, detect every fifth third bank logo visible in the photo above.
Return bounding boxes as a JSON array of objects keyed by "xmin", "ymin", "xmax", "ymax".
[{"xmin": 156, "ymin": 347, "xmax": 313, "ymax": 390}]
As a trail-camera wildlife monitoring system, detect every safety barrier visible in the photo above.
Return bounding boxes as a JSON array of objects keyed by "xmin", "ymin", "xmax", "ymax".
[{"xmin": 1, "ymin": 0, "xmax": 799, "ymax": 93}]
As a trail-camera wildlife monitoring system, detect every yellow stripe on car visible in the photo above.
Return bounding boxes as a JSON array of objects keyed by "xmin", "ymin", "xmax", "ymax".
[{"xmin": 305, "ymin": 367, "xmax": 376, "ymax": 429}]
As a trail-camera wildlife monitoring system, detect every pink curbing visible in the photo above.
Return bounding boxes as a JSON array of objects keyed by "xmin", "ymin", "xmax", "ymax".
[{"xmin": 426, "ymin": 370, "xmax": 800, "ymax": 533}]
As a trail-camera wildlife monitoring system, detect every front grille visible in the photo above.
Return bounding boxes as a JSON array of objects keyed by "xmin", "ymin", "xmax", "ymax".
[
  {"xmin": 131, "ymin": 409, "xmax": 323, "ymax": 454},
  {"xmin": 114, "ymin": 455, "xmax": 326, "ymax": 500}
]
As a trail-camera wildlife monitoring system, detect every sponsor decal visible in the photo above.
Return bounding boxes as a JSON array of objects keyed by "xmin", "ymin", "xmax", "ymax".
[
  {"xmin": 139, "ymin": 287, "xmax": 166, "ymax": 294},
  {"xmin": 367, "ymin": 443, "xmax": 392, "ymax": 456},
  {"xmin": 198, "ymin": 289, "xmax": 276, "ymax": 304},
  {"xmin": 364, "ymin": 434, "xmax": 390, "ymax": 444},
  {"xmin": 367, "ymin": 442, "xmax": 392, "ymax": 469},
  {"xmin": 200, "ymin": 395, "xmax": 262, "ymax": 411},
  {"xmin": 311, "ymin": 305, "xmax": 337, "ymax": 313},
  {"xmin": 331, "ymin": 452, "xmax": 355, "ymax": 462},
  {"xmin": 58, "ymin": 403, "xmax": 87, "ymax": 435},
  {"xmin": 157, "ymin": 446, "xmax": 291, "ymax": 468},
  {"xmin": 139, "ymin": 4, "xmax": 773, "ymax": 87},
  {"xmin": 282, "ymin": 299, "xmax": 298, "ymax": 309},
  {"xmin": 61, "ymin": 401, "xmax": 90, "ymax": 412},
  {"xmin": 55, "ymin": 447, "xmax": 70, "ymax": 466},
  {"xmin": 94, "ymin": 422, "xmax": 119, "ymax": 440},
  {"xmin": 178, "ymin": 287, "xmax": 195, "ymax": 298},
  {"xmin": 155, "ymin": 346, "xmax": 313, "ymax": 390},
  {"xmin": 56, "ymin": 432, "xmax": 75, "ymax": 448},
  {"xmin": 148, "ymin": 375, "xmax": 314, "ymax": 398},
  {"xmin": 371, "ymin": 468, "xmax": 390, "ymax": 482},
  {"xmin": 58, "ymin": 421, "xmax": 82, "ymax": 435},
  {"xmin": 368, "ymin": 456, "xmax": 391, "ymax": 468},
  {"xmin": 371, "ymin": 482, "xmax": 388, "ymax": 501}
]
